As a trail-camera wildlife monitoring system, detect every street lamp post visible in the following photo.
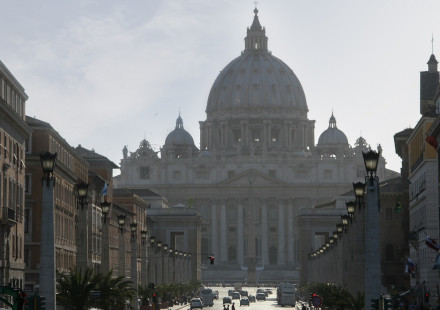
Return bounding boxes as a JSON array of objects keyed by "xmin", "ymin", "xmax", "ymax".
[
  {"xmin": 140, "ymin": 231, "xmax": 148, "ymax": 287},
  {"xmin": 76, "ymin": 181, "xmax": 89, "ymax": 270},
  {"xmin": 169, "ymin": 247, "xmax": 174, "ymax": 284},
  {"xmin": 156, "ymin": 241, "xmax": 162, "ymax": 284},
  {"xmin": 101, "ymin": 201, "xmax": 111, "ymax": 274},
  {"xmin": 39, "ymin": 151, "xmax": 57, "ymax": 310},
  {"xmin": 163, "ymin": 244, "xmax": 168, "ymax": 284},
  {"xmin": 118, "ymin": 215, "xmax": 126, "ymax": 278},
  {"xmin": 130, "ymin": 222, "xmax": 139, "ymax": 310},
  {"xmin": 362, "ymin": 149, "xmax": 381, "ymax": 308},
  {"xmin": 149, "ymin": 236, "xmax": 156, "ymax": 283}
]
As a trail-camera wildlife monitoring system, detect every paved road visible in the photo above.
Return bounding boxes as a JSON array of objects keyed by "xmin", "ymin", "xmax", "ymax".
[{"xmin": 171, "ymin": 286, "xmax": 305, "ymax": 310}]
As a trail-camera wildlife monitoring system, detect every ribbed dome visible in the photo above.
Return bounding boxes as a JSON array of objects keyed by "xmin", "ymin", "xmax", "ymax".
[
  {"xmin": 165, "ymin": 115, "xmax": 195, "ymax": 147},
  {"xmin": 318, "ymin": 113, "xmax": 348, "ymax": 146},
  {"xmin": 206, "ymin": 8, "xmax": 307, "ymax": 119}
]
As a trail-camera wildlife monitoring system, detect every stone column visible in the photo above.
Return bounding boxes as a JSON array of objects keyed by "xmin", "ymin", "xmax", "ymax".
[
  {"xmin": 262, "ymin": 203, "xmax": 269, "ymax": 265},
  {"xmin": 101, "ymin": 217, "xmax": 110, "ymax": 274},
  {"xmin": 287, "ymin": 201, "xmax": 294, "ymax": 265},
  {"xmin": 131, "ymin": 234, "xmax": 139, "ymax": 310},
  {"xmin": 277, "ymin": 202, "xmax": 286, "ymax": 265},
  {"xmin": 237, "ymin": 203, "xmax": 244, "ymax": 266},
  {"xmin": 220, "ymin": 201, "xmax": 227, "ymax": 263},
  {"xmin": 211, "ymin": 202, "xmax": 218, "ymax": 257},
  {"xmin": 364, "ymin": 178, "xmax": 381, "ymax": 308},
  {"xmin": 40, "ymin": 178, "xmax": 56, "ymax": 309},
  {"xmin": 119, "ymin": 230, "xmax": 126, "ymax": 278},
  {"xmin": 77, "ymin": 203, "xmax": 89, "ymax": 270},
  {"xmin": 141, "ymin": 241, "xmax": 148, "ymax": 287}
]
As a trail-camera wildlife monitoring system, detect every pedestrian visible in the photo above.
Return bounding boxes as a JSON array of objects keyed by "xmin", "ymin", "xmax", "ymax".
[
  {"xmin": 227, "ymin": 305, "xmax": 230, "ymax": 310},
  {"xmin": 223, "ymin": 304, "xmax": 226, "ymax": 310},
  {"xmin": 232, "ymin": 302, "xmax": 235, "ymax": 310}
]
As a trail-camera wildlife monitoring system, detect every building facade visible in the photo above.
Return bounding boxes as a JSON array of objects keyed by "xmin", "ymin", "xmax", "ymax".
[
  {"xmin": 114, "ymin": 9, "xmax": 397, "ymax": 283},
  {"xmin": 0, "ymin": 60, "xmax": 31, "ymax": 290},
  {"xmin": 24, "ymin": 116, "xmax": 89, "ymax": 291}
]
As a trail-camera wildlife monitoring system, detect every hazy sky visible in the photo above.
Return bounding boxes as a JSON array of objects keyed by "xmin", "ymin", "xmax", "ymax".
[{"xmin": 2, "ymin": 1, "xmax": 440, "ymax": 174}]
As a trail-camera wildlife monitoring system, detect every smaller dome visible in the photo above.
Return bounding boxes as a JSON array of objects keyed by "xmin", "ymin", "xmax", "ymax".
[
  {"xmin": 199, "ymin": 149, "xmax": 211, "ymax": 158},
  {"xmin": 165, "ymin": 115, "xmax": 195, "ymax": 147},
  {"xmin": 318, "ymin": 113, "xmax": 348, "ymax": 146}
]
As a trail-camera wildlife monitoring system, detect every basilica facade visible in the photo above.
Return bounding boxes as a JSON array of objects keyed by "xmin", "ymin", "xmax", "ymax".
[{"xmin": 114, "ymin": 9, "xmax": 397, "ymax": 283}]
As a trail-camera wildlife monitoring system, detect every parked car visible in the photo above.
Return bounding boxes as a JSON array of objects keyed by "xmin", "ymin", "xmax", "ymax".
[
  {"xmin": 248, "ymin": 295, "xmax": 256, "ymax": 303},
  {"xmin": 240, "ymin": 297, "xmax": 250, "ymax": 306},
  {"xmin": 256, "ymin": 293, "xmax": 266, "ymax": 301},
  {"xmin": 223, "ymin": 297, "xmax": 232, "ymax": 305},
  {"xmin": 232, "ymin": 292, "xmax": 241, "ymax": 300},
  {"xmin": 190, "ymin": 298, "xmax": 203, "ymax": 310}
]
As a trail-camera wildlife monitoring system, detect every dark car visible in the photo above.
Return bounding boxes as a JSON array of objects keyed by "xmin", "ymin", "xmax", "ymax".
[
  {"xmin": 256, "ymin": 293, "xmax": 266, "ymax": 301},
  {"xmin": 232, "ymin": 292, "xmax": 241, "ymax": 300},
  {"xmin": 240, "ymin": 290, "xmax": 248, "ymax": 297},
  {"xmin": 248, "ymin": 295, "xmax": 256, "ymax": 303},
  {"xmin": 223, "ymin": 297, "xmax": 232, "ymax": 305},
  {"xmin": 240, "ymin": 297, "xmax": 250, "ymax": 306},
  {"xmin": 228, "ymin": 289, "xmax": 234, "ymax": 296}
]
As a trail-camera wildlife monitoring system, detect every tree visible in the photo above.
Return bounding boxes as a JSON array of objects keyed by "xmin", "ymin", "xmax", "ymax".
[
  {"xmin": 56, "ymin": 267, "xmax": 98, "ymax": 310},
  {"xmin": 91, "ymin": 269, "xmax": 136, "ymax": 309},
  {"xmin": 56, "ymin": 268, "xmax": 136, "ymax": 310}
]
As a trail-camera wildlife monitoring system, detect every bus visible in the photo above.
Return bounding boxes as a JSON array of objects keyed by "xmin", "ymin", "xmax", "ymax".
[
  {"xmin": 277, "ymin": 283, "xmax": 296, "ymax": 307},
  {"xmin": 200, "ymin": 288, "xmax": 214, "ymax": 307}
]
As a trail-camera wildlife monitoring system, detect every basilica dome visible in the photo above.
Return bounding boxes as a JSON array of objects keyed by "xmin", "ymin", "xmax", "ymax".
[
  {"xmin": 206, "ymin": 8, "xmax": 308, "ymax": 120},
  {"xmin": 164, "ymin": 115, "xmax": 195, "ymax": 147},
  {"xmin": 317, "ymin": 113, "xmax": 348, "ymax": 147}
]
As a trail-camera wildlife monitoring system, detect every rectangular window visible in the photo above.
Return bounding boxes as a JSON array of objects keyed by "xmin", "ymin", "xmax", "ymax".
[
  {"xmin": 24, "ymin": 209, "xmax": 30, "ymax": 233},
  {"xmin": 228, "ymin": 227, "xmax": 236, "ymax": 233},
  {"xmin": 269, "ymin": 227, "xmax": 277, "ymax": 233},
  {"xmin": 140, "ymin": 167, "xmax": 150, "ymax": 179}
]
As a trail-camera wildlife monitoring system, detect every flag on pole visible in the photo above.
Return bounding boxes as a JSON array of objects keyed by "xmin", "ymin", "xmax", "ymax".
[
  {"xmin": 426, "ymin": 236, "xmax": 440, "ymax": 251},
  {"xmin": 394, "ymin": 200, "xmax": 402, "ymax": 213},
  {"xmin": 101, "ymin": 183, "xmax": 108, "ymax": 196},
  {"xmin": 433, "ymin": 253, "xmax": 440, "ymax": 270},
  {"xmin": 405, "ymin": 257, "xmax": 415, "ymax": 274}
]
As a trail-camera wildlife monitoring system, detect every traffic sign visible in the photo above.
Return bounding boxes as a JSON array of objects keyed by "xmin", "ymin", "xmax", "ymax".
[{"xmin": 312, "ymin": 295, "xmax": 322, "ymax": 307}]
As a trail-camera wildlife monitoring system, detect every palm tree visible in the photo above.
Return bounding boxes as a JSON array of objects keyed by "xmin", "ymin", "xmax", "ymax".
[
  {"xmin": 91, "ymin": 269, "xmax": 136, "ymax": 309},
  {"xmin": 341, "ymin": 291, "xmax": 365, "ymax": 310},
  {"xmin": 56, "ymin": 267, "xmax": 98, "ymax": 310}
]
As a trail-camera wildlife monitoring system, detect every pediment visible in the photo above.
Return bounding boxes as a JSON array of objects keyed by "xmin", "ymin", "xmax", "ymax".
[{"xmin": 219, "ymin": 169, "xmax": 285, "ymax": 186}]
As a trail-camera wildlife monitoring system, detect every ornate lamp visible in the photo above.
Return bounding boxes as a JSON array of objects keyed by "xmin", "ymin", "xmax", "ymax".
[
  {"xmin": 363, "ymin": 150, "xmax": 380, "ymax": 183},
  {"xmin": 101, "ymin": 201, "xmax": 111, "ymax": 223},
  {"xmin": 346, "ymin": 201, "xmax": 356, "ymax": 221},
  {"xmin": 40, "ymin": 152, "xmax": 57, "ymax": 185},
  {"xmin": 76, "ymin": 181, "xmax": 89, "ymax": 210},
  {"xmin": 117, "ymin": 215, "xmax": 126, "ymax": 233},
  {"xmin": 150, "ymin": 236, "xmax": 156, "ymax": 247},
  {"xmin": 130, "ymin": 222, "xmax": 137, "ymax": 238}
]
